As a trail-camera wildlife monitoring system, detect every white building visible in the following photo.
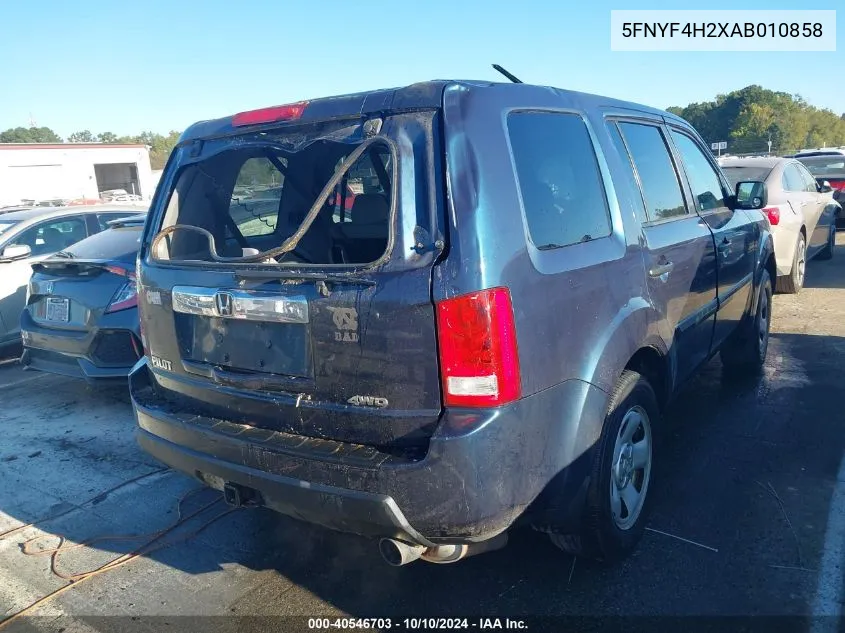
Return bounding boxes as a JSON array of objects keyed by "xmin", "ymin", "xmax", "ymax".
[{"xmin": 0, "ymin": 143, "xmax": 154, "ymax": 207}]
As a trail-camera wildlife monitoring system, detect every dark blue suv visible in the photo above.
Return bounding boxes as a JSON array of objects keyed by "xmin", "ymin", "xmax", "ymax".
[{"xmin": 129, "ymin": 80, "xmax": 775, "ymax": 566}]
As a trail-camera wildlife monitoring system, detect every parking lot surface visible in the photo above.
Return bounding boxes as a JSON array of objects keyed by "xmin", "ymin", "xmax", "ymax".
[{"xmin": 1, "ymin": 236, "xmax": 844, "ymax": 632}]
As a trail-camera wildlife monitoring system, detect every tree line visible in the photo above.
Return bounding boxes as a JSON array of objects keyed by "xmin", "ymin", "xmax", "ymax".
[
  {"xmin": 668, "ymin": 85, "xmax": 845, "ymax": 155},
  {"xmin": 0, "ymin": 127, "xmax": 181, "ymax": 169},
  {"xmin": 3, "ymin": 84, "xmax": 844, "ymax": 167}
]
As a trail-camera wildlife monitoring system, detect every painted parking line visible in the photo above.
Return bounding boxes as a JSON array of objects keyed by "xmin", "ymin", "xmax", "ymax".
[
  {"xmin": 811, "ymin": 450, "xmax": 845, "ymax": 630},
  {"xmin": 0, "ymin": 373, "xmax": 46, "ymax": 390}
]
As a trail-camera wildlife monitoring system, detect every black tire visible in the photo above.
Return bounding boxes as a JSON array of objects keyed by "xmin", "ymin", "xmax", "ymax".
[
  {"xmin": 775, "ymin": 233, "xmax": 806, "ymax": 294},
  {"xmin": 817, "ymin": 224, "xmax": 835, "ymax": 261},
  {"xmin": 721, "ymin": 268, "xmax": 772, "ymax": 373},
  {"xmin": 549, "ymin": 370, "xmax": 658, "ymax": 562}
]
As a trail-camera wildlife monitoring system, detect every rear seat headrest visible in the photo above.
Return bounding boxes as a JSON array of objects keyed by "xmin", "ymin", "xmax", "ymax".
[{"xmin": 349, "ymin": 194, "xmax": 389, "ymax": 225}]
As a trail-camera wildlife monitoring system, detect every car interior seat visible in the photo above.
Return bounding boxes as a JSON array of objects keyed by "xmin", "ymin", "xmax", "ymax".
[{"xmin": 338, "ymin": 193, "xmax": 389, "ymax": 262}]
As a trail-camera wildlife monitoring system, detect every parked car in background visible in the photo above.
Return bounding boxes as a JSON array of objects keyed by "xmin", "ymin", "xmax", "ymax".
[
  {"xmin": 21, "ymin": 215, "xmax": 145, "ymax": 381},
  {"xmin": 790, "ymin": 148, "xmax": 845, "ymax": 158},
  {"xmin": 130, "ymin": 81, "xmax": 775, "ymax": 567},
  {"xmin": 0, "ymin": 205, "xmax": 147, "ymax": 352},
  {"xmin": 720, "ymin": 157, "xmax": 838, "ymax": 293},
  {"xmin": 795, "ymin": 154, "xmax": 845, "ymax": 219}
]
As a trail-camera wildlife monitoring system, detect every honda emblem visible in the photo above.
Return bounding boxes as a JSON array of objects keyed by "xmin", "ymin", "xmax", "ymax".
[{"xmin": 214, "ymin": 291, "xmax": 234, "ymax": 317}]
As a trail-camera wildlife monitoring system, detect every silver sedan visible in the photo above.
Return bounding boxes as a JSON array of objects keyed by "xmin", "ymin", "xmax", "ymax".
[{"xmin": 720, "ymin": 156, "xmax": 840, "ymax": 293}]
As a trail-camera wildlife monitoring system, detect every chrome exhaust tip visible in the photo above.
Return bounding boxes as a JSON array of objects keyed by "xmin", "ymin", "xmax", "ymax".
[{"xmin": 378, "ymin": 538, "xmax": 425, "ymax": 566}]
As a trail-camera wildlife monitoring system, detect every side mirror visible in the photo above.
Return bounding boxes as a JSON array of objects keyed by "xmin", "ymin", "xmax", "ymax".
[
  {"xmin": 735, "ymin": 181, "xmax": 768, "ymax": 210},
  {"xmin": 820, "ymin": 180, "xmax": 834, "ymax": 194},
  {"xmin": 0, "ymin": 244, "xmax": 32, "ymax": 261}
]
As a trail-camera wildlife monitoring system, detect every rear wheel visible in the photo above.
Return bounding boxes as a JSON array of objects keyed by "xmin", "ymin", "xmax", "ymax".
[
  {"xmin": 817, "ymin": 224, "xmax": 835, "ymax": 261},
  {"xmin": 721, "ymin": 269, "xmax": 772, "ymax": 373},
  {"xmin": 549, "ymin": 370, "xmax": 657, "ymax": 561},
  {"xmin": 775, "ymin": 234, "xmax": 806, "ymax": 294}
]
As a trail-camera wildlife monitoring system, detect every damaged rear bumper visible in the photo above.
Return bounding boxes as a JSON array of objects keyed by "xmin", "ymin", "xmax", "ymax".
[{"xmin": 130, "ymin": 360, "xmax": 607, "ymax": 545}]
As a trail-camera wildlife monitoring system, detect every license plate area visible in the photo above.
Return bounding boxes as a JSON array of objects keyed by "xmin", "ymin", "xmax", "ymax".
[
  {"xmin": 176, "ymin": 315, "xmax": 312, "ymax": 378},
  {"xmin": 45, "ymin": 297, "xmax": 70, "ymax": 323}
]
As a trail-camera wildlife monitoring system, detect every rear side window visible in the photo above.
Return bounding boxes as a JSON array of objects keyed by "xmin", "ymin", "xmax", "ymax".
[
  {"xmin": 669, "ymin": 131, "xmax": 728, "ymax": 212},
  {"xmin": 507, "ymin": 112, "xmax": 611, "ymax": 249},
  {"xmin": 617, "ymin": 122, "xmax": 687, "ymax": 221},
  {"xmin": 66, "ymin": 226, "xmax": 142, "ymax": 262}
]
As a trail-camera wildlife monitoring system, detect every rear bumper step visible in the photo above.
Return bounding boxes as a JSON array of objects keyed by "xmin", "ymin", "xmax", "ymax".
[
  {"xmin": 130, "ymin": 360, "xmax": 608, "ymax": 543},
  {"xmin": 136, "ymin": 425, "xmax": 437, "ymax": 546}
]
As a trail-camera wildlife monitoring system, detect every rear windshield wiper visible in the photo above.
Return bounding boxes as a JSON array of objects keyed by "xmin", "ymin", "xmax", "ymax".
[{"xmin": 53, "ymin": 250, "xmax": 74, "ymax": 259}]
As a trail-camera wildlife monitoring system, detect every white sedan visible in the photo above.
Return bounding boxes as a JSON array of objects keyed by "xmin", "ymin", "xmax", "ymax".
[
  {"xmin": 0, "ymin": 205, "xmax": 146, "ymax": 352},
  {"xmin": 721, "ymin": 156, "xmax": 840, "ymax": 293}
]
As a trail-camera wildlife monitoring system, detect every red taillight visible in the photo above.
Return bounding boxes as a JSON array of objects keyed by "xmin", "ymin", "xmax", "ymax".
[
  {"xmin": 105, "ymin": 281, "xmax": 137, "ymax": 313},
  {"xmin": 232, "ymin": 101, "xmax": 308, "ymax": 127},
  {"xmin": 436, "ymin": 287, "xmax": 521, "ymax": 408},
  {"xmin": 829, "ymin": 179, "xmax": 845, "ymax": 191},
  {"xmin": 103, "ymin": 266, "xmax": 137, "ymax": 314},
  {"xmin": 763, "ymin": 206, "xmax": 780, "ymax": 226},
  {"xmin": 104, "ymin": 265, "xmax": 136, "ymax": 280}
]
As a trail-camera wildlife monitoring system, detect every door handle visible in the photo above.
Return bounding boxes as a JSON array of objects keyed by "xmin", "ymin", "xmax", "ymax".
[{"xmin": 649, "ymin": 261, "xmax": 674, "ymax": 277}]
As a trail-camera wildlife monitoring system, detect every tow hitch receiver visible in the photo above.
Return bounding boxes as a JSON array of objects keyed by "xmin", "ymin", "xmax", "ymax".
[{"xmin": 222, "ymin": 482, "xmax": 260, "ymax": 507}]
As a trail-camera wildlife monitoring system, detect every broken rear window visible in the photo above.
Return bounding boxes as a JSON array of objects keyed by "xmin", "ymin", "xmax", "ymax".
[{"xmin": 154, "ymin": 130, "xmax": 394, "ymax": 266}]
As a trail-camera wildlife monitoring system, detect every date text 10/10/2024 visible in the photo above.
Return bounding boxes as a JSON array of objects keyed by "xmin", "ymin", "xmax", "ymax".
[{"xmin": 307, "ymin": 618, "xmax": 529, "ymax": 630}]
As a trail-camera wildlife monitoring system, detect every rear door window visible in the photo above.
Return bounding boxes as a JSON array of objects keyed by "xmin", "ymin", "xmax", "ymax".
[
  {"xmin": 607, "ymin": 123, "xmax": 649, "ymax": 226},
  {"xmin": 507, "ymin": 111, "xmax": 611, "ymax": 248},
  {"xmin": 669, "ymin": 131, "xmax": 729, "ymax": 213},
  {"xmin": 782, "ymin": 164, "xmax": 807, "ymax": 192},
  {"xmin": 617, "ymin": 122, "xmax": 687, "ymax": 222},
  {"xmin": 10, "ymin": 216, "xmax": 88, "ymax": 256}
]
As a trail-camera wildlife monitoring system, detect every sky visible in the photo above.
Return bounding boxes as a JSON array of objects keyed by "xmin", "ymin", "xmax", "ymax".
[{"xmin": 1, "ymin": 0, "xmax": 842, "ymax": 138}]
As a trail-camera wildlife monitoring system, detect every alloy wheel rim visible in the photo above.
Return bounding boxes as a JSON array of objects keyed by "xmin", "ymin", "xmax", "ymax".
[{"xmin": 610, "ymin": 405, "xmax": 652, "ymax": 530}]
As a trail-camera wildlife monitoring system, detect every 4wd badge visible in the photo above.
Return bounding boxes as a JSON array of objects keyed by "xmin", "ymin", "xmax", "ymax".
[
  {"xmin": 327, "ymin": 307, "xmax": 359, "ymax": 343},
  {"xmin": 347, "ymin": 395, "xmax": 388, "ymax": 408}
]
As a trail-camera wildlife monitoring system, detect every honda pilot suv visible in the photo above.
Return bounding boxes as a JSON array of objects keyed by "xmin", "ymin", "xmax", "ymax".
[{"xmin": 130, "ymin": 80, "xmax": 775, "ymax": 565}]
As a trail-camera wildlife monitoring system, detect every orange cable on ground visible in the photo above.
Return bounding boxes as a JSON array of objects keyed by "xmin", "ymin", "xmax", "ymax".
[{"xmin": 0, "ymin": 484, "xmax": 243, "ymax": 629}]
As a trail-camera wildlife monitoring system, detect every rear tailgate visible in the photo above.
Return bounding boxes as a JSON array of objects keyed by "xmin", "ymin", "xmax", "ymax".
[{"xmin": 139, "ymin": 108, "xmax": 446, "ymax": 452}]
